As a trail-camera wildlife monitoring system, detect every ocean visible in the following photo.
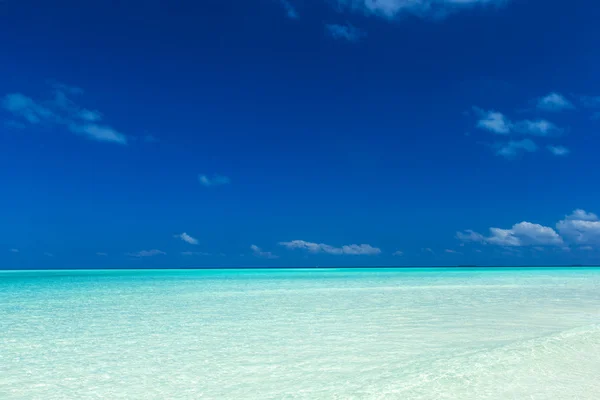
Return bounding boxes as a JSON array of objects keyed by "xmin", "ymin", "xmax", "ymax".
[{"xmin": 1, "ymin": 268, "xmax": 599, "ymax": 399}]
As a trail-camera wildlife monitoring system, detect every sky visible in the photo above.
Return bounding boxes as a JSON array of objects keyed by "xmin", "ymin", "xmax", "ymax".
[{"xmin": 2, "ymin": 0, "xmax": 600, "ymax": 269}]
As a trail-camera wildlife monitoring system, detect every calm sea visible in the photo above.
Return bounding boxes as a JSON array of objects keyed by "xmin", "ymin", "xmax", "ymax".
[{"xmin": 1, "ymin": 268, "xmax": 599, "ymax": 399}]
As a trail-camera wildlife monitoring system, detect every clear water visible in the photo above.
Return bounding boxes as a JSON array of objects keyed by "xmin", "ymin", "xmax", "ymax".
[{"xmin": 1, "ymin": 268, "xmax": 599, "ymax": 399}]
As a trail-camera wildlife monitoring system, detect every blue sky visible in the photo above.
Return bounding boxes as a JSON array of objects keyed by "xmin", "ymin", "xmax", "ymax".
[{"xmin": 2, "ymin": 0, "xmax": 600, "ymax": 268}]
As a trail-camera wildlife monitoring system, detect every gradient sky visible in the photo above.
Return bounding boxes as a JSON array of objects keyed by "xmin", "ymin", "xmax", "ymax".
[{"xmin": 2, "ymin": 0, "xmax": 600, "ymax": 269}]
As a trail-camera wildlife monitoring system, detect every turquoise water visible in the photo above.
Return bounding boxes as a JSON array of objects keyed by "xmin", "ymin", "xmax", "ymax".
[{"xmin": 1, "ymin": 268, "xmax": 600, "ymax": 399}]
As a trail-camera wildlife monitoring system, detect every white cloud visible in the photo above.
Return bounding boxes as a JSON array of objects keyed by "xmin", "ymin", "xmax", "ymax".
[
  {"xmin": 280, "ymin": 0, "xmax": 299, "ymax": 18},
  {"xmin": 514, "ymin": 119, "xmax": 561, "ymax": 136},
  {"xmin": 78, "ymin": 109, "xmax": 102, "ymax": 122},
  {"xmin": 68, "ymin": 123, "xmax": 127, "ymax": 144},
  {"xmin": 474, "ymin": 108, "xmax": 511, "ymax": 134},
  {"xmin": 445, "ymin": 249, "xmax": 460, "ymax": 254},
  {"xmin": 547, "ymin": 145, "xmax": 569, "ymax": 156},
  {"xmin": 279, "ymin": 240, "xmax": 381, "ymax": 255},
  {"xmin": 498, "ymin": 222, "xmax": 564, "ymax": 246},
  {"xmin": 9, "ymin": 248, "xmax": 19, "ymax": 253},
  {"xmin": 496, "ymin": 139, "xmax": 537, "ymax": 159},
  {"xmin": 393, "ymin": 250, "xmax": 403, "ymax": 256},
  {"xmin": 537, "ymin": 92, "xmax": 574, "ymax": 112},
  {"xmin": 333, "ymin": 0, "xmax": 507, "ymax": 20},
  {"xmin": 565, "ymin": 209, "xmax": 598, "ymax": 221},
  {"xmin": 455, "ymin": 229, "xmax": 486, "ymax": 242},
  {"xmin": 473, "ymin": 108, "xmax": 561, "ymax": 138},
  {"xmin": 422, "ymin": 247, "xmax": 434, "ymax": 253},
  {"xmin": 251, "ymin": 245, "xmax": 279, "ymax": 259},
  {"xmin": 458, "ymin": 221, "xmax": 563, "ymax": 247},
  {"xmin": 174, "ymin": 232, "xmax": 199, "ymax": 245},
  {"xmin": 198, "ymin": 174, "xmax": 231, "ymax": 187},
  {"xmin": 96, "ymin": 252, "xmax": 108, "ymax": 256},
  {"xmin": 1, "ymin": 83, "xmax": 128, "ymax": 144},
  {"xmin": 460, "ymin": 210, "xmax": 600, "ymax": 250},
  {"xmin": 181, "ymin": 251, "xmax": 211, "ymax": 256},
  {"xmin": 127, "ymin": 249, "xmax": 166, "ymax": 257},
  {"xmin": 325, "ymin": 23, "xmax": 365, "ymax": 42},
  {"xmin": 44, "ymin": 252, "xmax": 54, "ymax": 257},
  {"xmin": 2, "ymin": 93, "xmax": 55, "ymax": 124},
  {"xmin": 556, "ymin": 210, "xmax": 600, "ymax": 245}
]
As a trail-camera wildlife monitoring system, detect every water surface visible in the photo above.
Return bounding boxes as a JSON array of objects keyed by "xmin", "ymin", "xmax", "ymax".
[{"xmin": 1, "ymin": 268, "xmax": 599, "ymax": 399}]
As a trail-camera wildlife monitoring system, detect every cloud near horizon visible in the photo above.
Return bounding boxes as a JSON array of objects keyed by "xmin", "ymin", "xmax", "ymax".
[
  {"xmin": 457, "ymin": 221, "xmax": 563, "ymax": 247},
  {"xmin": 458, "ymin": 209, "xmax": 600, "ymax": 248},
  {"xmin": 127, "ymin": 249, "xmax": 166, "ymax": 257},
  {"xmin": 251, "ymin": 244, "xmax": 279, "ymax": 259},
  {"xmin": 1, "ymin": 83, "xmax": 128, "ymax": 144},
  {"xmin": 174, "ymin": 232, "xmax": 199, "ymax": 245},
  {"xmin": 181, "ymin": 251, "xmax": 211, "ymax": 256},
  {"xmin": 279, "ymin": 240, "xmax": 381, "ymax": 255},
  {"xmin": 556, "ymin": 210, "xmax": 600, "ymax": 245}
]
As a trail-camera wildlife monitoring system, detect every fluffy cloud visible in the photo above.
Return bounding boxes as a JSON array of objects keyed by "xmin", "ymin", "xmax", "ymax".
[
  {"xmin": 250, "ymin": 245, "xmax": 279, "ymax": 259},
  {"xmin": 459, "ymin": 210, "xmax": 600, "ymax": 249},
  {"xmin": 1, "ymin": 83, "xmax": 127, "ymax": 144},
  {"xmin": 198, "ymin": 174, "xmax": 231, "ymax": 187},
  {"xmin": 495, "ymin": 139, "xmax": 537, "ymax": 159},
  {"xmin": 393, "ymin": 250, "xmax": 403, "ymax": 256},
  {"xmin": 174, "ymin": 232, "xmax": 199, "ymax": 245},
  {"xmin": 333, "ymin": 0, "xmax": 508, "ymax": 20},
  {"xmin": 457, "ymin": 221, "xmax": 563, "ymax": 247},
  {"xmin": 475, "ymin": 109, "xmax": 511, "ymax": 134},
  {"xmin": 279, "ymin": 240, "xmax": 381, "ymax": 255},
  {"xmin": 325, "ymin": 23, "xmax": 365, "ymax": 42},
  {"xmin": 474, "ymin": 108, "xmax": 561, "ymax": 137},
  {"xmin": 547, "ymin": 145, "xmax": 570, "ymax": 156},
  {"xmin": 127, "ymin": 249, "xmax": 166, "ymax": 257},
  {"xmin": 2, "ymin": 93, "xmax": 55, "ymax": 124},
  {"xmin": 537, "ymin": 92, "xmax": 574, "ymax": 112},
  {"xmin": 9, "ymin": 248, "xmax": 19, "ymax": 253},
  {"xmin": 556, "ymin": 210, "xmax": 600, "ymax": 245},
  {"xmin": 514, "ymin": 119, "xmax": 561, "ymax": 136}
]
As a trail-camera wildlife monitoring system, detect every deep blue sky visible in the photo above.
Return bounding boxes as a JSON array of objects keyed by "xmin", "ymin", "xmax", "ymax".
[{"xmin": 2, "ymin": 0, "xmax": 600, "ymax": 268}]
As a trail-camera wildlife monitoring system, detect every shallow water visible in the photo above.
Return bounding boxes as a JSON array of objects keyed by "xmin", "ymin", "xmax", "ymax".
[{"xmin": 1, "ymin": 268, "xmax": 599, "ymax": 399}]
